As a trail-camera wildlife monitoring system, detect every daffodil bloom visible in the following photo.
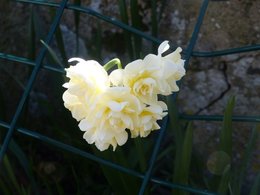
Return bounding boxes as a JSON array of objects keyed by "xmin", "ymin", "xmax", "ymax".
[
  {"xmin": 131, "ymin": 101, "xmax": 168, "ymax": 138},
  {"xmin": 143, "ymin": 40, "xmax": 186, "ymax": 95},
  {"xmin": 63, "ymin": 58, "xmax": 109, "ymax": 121},
  {"xmin": 109, "ymin": 41, "xmax": 185, "ymax": 104},
  {"xmin": 78, "ymin": 87, "xmax": 143, "ymax": 151}
]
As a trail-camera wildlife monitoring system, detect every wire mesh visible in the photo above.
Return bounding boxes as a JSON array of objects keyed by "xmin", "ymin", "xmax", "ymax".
[{"xmin": 0, "ymin": 0, "xmax": 259, "ymax": 194}]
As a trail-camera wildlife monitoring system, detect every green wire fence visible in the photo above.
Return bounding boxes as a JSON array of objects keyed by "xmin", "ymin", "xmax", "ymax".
[{"xmin": 0, "ymin": 0, "xmax": 259, "ymax": 194}]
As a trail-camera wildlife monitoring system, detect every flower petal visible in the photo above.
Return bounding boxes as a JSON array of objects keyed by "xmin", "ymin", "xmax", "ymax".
[
  {"xmin": 115, "ymin": 131, "xmax": 128, "ymax": 146},
  {"xmin": 79, "ymin": 119, "xmax": 93, "ymax": 131},
  {"xmin": 158, "ymin": 40, "xmax": 169, "ymax": 56},
  {"xmin": 68, "ymin": 57, "xmax": 86, "ymax": 63},
  {"xmin": 109, "ymin": 69, "xmax": 124, "ymax": 86},
  {"xmin": 107, "ymin": 101, "xmax": 128, "ymax": 112}
]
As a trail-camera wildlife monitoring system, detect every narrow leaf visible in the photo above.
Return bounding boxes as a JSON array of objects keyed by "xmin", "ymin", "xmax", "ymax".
[
  {"xmin": 219, "ymin": 96, "xmax": 235, "ymax": 156},
  {"xmin": 179, "ymin": 122, "xmax": 193, "ymax": 183},
  {"xmin": 49, "ymin": 8, "xmax": 68, "ymax": 66},
  {"xmin": 130, "ymin": 0, "xmax": 142, "ymax": 58},
  {"xmin": 173, "ymin": 122, "xmax": 193, "ymax": 195},
  {"xmin": 41, "ymin": 40, "xmax": 63, "ymax": 68},
  {"xmin": 211, "ymin": 96, "xmax": 235, "ymax": 191},
  {"xmin": 118, "ymin": 0, "xmax": 133, "ymax": 60},
  {"xmin": 9, "ymin": 140, "xmax": 38, "ymax": 194},
  {"xmin": 3, "ymin": 155, "xmax": 20, "ymax": 193},
  {"xmin": 93, "ymin": 148, "xmax": 138, "ymax": 195},
  {"xmin": 232, "ymin": 124, "xmax": 259, "ymax": 195},
  {"xmin": 249, "ymin": 172, "xmax": 260, "ymax": 195},
  {"xmin": 218, "ymin": 164, "xmax": 231, "ymax": 194},
  {"xmin": 55, "ymin": 25, "xmax": 68, "ymax": 66}
]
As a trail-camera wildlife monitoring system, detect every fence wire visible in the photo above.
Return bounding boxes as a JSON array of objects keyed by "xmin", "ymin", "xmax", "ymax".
[{"xmin": 0, "ymin": 0, "xmax": 259, "ymax": 194}]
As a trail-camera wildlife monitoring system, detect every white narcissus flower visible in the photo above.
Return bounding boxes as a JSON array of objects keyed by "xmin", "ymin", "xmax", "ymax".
[
  {"xmin": 157, "ymin": 41, "xmax": 186, "ymax": 93},
  {"xmin": 109, "ymin": 41, "xmax": 185, "ymax": 104},
  {"xmin": 78, "ymin": 87, "xmax": 143, "ymax": 151},
  {"xmin": 62, "ymin": 58, "xmax": 109, "ymax": 121},
  {"xmin": 142, "ymin": 40, "xmax": 186, "ymax": 95},
  {"xmin": 131, "ymin": 101, "xmax": 168, "ymax": 138}
]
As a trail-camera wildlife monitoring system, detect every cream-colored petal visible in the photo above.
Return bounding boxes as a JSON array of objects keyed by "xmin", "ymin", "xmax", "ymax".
[
  {"xmin": 115, "ymin": 131, "xmax": 128, "ymax": 146},
  {"xmin": 62, "ymin": 91, "xmax": 79, "ymax": 105},
  {"xmin": 95, "ymin": 141, "xmax": 110, "ymax": 151},
  {"xmin": 107, "ymin": 101, "xmax": 128, "ymax": 112},
  {"xmin": 158, "ymin": 40, "xmax": 169, "ymax": 56},
  {"xmin": 125, "ymin": 59, "xmax": 143, "ymax": 73},
  {"xmin": 68, "ymin": 57, "xmax": 86, "ymax": 63},
  {"xmin": 79, "ymin": 119, "xmax": 93, "ymax": 131},
  {"xmin": 109, "ymin": 69, "xmax": 124, "ymax": 86},
  {"xmin": 83, "ymin": 129, "xmax": 96, "ymax": 144},
  {"xmin": 164, "ymin": 47, "xmax": 182, "ymax": 62}
]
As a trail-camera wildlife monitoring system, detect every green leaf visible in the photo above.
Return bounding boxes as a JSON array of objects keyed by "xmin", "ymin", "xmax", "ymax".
[
  {"xmin": 3, "ymin": 155, "xmax": 20, "ymax": 193},
  {"xmin": 180, "ymin": 123, "xmax": 193, "ymax": 182},
  {"xmin": 41, "ymin": 40, "xmax": 63, "ymax": 68},
  {"xmin": 217, "ymin": 164, "xmax": 231, "ymax": 194},
  {"xmin": 130, "ymin": 0, "xmax": 142, "ymax": 58},
  {"xmin": 9, "ymin": 140, "xmax": 38, "ymax": 194},
  {"xmin": 166, "ymin": 96, "xmax": 184, "ymax": 149},
  {"xmin": 232, "ymin": 124, "xmax": 259, "ymax": 195},
  {"xmin": 167, "ymin": 96, "xmax": 185, "ymax": 194},
  {"xmin": 93, "ymin": 148, "xmax": 138, "ymax": 195},
  {"xmin": 250, "ymin": 172, "xmax": 260, "ymax": 195},
  {"xmin": 210, "ymin": 96, "xmax": 235, "ymax": 191},
  {"xmin": 219, "ymin": 96, "xmax": 235, "ymax": 156},
  {"xmin": 49, "ymin": 8, "xmax": 68, "ymax": 66},
  {"xmin": 173, "ymin": 122, "xmax": 193, "ymax": 195},
  {"xmin": 118, "ymin": 0, "xmax": 133, "ymax": 60},
  {"xmin": 55, "ymin": 24, "xmax": 68, "ymax": 66}
]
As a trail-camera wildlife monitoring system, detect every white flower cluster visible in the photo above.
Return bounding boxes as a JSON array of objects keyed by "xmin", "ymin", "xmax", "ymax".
[{"xmin": 62, "ymin": 41, "xmax": 185, "ymax": 151}]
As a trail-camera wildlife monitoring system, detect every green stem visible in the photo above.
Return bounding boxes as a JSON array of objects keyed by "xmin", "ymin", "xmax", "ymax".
[{"xmin": 103, "ymin": 58, "xmax": 122, "ymax": 71}]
